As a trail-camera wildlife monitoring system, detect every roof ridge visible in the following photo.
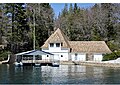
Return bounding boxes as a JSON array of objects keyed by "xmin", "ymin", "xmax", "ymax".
[
  {"xmin": 41, "ymin": 28, "xmax": 70, "ymax": 48},
  {"xmin": 58, "ymin": 28, "xmax": 70, "ymax": 47}
]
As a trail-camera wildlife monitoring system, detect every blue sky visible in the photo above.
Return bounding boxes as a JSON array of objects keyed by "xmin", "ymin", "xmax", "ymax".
[{"xmin": 50, "ymin": 3, "xmax": 95, "ymax": 17}]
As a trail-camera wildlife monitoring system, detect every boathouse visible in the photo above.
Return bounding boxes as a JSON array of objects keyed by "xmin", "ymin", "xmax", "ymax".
[
  {"xmin": 15, "ymin": 50, "xmax": 54, "ymax": 65},
  {"xmin": 41, "ymin": 28, "xmax": 111, "ymax": 62}
]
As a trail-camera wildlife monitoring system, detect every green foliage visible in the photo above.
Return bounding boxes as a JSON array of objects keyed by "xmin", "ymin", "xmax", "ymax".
[
  {"xmin": 0, "ymin": 3, "xmax": 120, "ymax": 54},
  {"xmin": 102, "ymin": 51, "xmax": 120, "ymax": 61},
  {"xmin": 91, "ymin": 27, "xmax": 102, "ymax": 41},
  {"xmin": 27, "ymin": 3, "xmax": 54, "ymax": 49},
  {"xmin": 4, "ymin": 3, "xmax": 31, "ymax": 53},
  {"xmin": 55, "ymin": 3, "xmax": 120, "ymax": 51},
  {"xmin": 107, "ymin": 41, "xmax": 119, "ymax": 51},
  {"xmin": 0, "ymin": 3, "xmax": 54, "ymax": 54},
  {"xmin": 0, "ymin": 50, "xmax": 11, "ymax": 61}
]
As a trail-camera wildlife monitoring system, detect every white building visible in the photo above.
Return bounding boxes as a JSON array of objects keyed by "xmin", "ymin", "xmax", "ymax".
[{"xmin": 41, "ymin": 28, "xmax": 111, "ymax": 62}]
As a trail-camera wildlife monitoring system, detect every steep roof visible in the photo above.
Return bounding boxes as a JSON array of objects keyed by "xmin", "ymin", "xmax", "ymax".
[
  {"xmin": 69, "ymin": 41, "xmax": 112, "ymax": 53},
  {"xmin": 41, "ymin": 28, "xmax": 112, "ymax": 54},
  {"xmin": 41, "ymin": 28, "xmax": 70, "ymax": 48}
]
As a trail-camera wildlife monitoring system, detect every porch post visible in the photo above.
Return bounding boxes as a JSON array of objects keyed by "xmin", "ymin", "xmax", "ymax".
[{"xmin": 33, "ymin": 55, "xmax": 35, "ymax": 63}]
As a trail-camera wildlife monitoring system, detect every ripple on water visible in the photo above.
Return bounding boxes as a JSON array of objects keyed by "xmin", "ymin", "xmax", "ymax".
[{"xmin": 0, "ymin": 64, "xmax": 120, "ymax": 84}]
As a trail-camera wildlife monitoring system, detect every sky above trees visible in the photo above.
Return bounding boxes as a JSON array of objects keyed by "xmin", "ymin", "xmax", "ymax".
[{"xmin": 50, "ymin": 3, "xmax": 95, "ymax": 17}]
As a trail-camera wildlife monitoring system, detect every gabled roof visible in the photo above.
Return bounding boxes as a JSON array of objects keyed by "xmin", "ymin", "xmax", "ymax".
[
  {"xmin": 41, "ymin": 28, "xmax": 70, "ymax": 48},
  {"xmin": 24, "ymin": 50, "xmax": 53, "ymax": 55},
  {"xmin": 41, "ymin": 28, "xmax": 112, "ymax": 54},
  {"xmin": 16, "ymin": 50, "xmax": 53, "ymax": 56},
  {"xmin": 69, "ymin": 41, "xmax": 112, "ymax": 53}
]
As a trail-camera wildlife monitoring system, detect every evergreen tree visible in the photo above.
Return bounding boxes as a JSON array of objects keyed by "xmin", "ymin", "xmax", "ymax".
[
  {"xmin": 73, "ymin": 3, "xmax": 78, "ymax": 13},
  {"xmin": 5, "ymin": 3, "xmax": 30, "ymax": 53},
  {"xmin": 27, "ymin": 3, "xmax": 54, "ymax": 49},
  {"xmin": 69, "ymin": 3, "xmax": 73, "ymax": 14},
  {"xmin": 0, "ymin": 5, "xmax": 2, "ymax": 44},
  {"xmin": 101, "ymin": 3, "xmax": 116, "ymax": 41},
  {"xmin": 55, "ymin": 3, "xmax": 120, "ymax": 51},
  {"xmin": 61, "ymin": 3, "xmax": 68, "ymax": 17}
]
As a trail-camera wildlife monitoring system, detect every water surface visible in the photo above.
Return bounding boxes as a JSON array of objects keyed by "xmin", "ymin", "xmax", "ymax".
[{"xmin": 0, "ymin": 64, "xmax": 120, "ymax": 84}]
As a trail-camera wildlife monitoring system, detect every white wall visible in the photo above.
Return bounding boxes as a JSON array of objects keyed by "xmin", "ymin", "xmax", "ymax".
[
  {"xmin": 93, "ymin": 54, "xmax": 103, "ymax": 61},
  {"xmin": 42, "ymin": 51, "xmax": 69, "ymax": 61},
  {"xmin": 42, "ymin": 43, "xmax": 104, "ymax": 62},
  {"xmin": 42, "ymin": 55, "xmax": 52, "ymax": 61},
  {"xmin": 71, "ymin": 53, "xmax": 86, "ymax": 61},
  {"xmin": 42, "ymin": 43, "xmax": 69, "ymax": 61}
]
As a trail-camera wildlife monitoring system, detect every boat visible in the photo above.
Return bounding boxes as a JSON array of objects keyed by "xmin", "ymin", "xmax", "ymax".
[
  {"xmin": 15, "ymin": 62, "xmax": 23, "ymax": 67},
  {"xmin": 35, "ymin": 63, "xmax": 41, "ymax": 67},
  {"xmin": 52, "ymin": 62, "xmax": 59, "ymax": 67}
]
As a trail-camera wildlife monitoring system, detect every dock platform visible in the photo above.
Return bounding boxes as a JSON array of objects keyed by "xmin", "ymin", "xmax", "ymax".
[{"xmin": 21, "ymin": 60, "xmax": 59, "ymax": 67}]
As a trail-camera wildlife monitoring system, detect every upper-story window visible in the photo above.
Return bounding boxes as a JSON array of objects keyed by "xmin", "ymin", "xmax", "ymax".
[
  {"xmin": 56, "ymin": 43, "xmax": 60, "ymax": 47},
  {"xmin": 50, "ymin": 43, "xmax": 54, "ymax": 47}
]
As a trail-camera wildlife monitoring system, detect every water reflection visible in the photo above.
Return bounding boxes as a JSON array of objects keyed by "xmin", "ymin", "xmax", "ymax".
[{"xmin": 0, "ymin": 64, "xmax": 120, "ymax": 84}]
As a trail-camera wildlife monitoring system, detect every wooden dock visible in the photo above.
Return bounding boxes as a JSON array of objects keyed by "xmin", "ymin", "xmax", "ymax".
[{"xmin": 21, "ymin": 60, "xmax": 59, "ymax": 67}]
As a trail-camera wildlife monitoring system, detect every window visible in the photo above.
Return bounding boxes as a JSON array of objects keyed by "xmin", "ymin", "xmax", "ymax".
[
  {"xmin": 61, "ymin": 55, "xmax": 63, "ymax": 57},
  {"xmin": 75, "ymin": 53, "xmax": 78, "ymax": 60},
  {"xmin": 35, "ymin": 55, "xmax": 42, "ymax": 60},
  {"xmin": 61, "ymin": 43, "xmax": 63, "ymax": 46},
  {"xmin": 50, "ymin": 43, "xmax": 54, "ymax": 47},
  {"xmin": 47, "ymin": 55, "xmax": 49, "ymax": 57},
  {"xmin": 56, "ymin": 43, "xmax": 60, "ymax": 47},
  {"xmin": 75, "ymin": 53, "xmax": 78, "ymax": 56}
]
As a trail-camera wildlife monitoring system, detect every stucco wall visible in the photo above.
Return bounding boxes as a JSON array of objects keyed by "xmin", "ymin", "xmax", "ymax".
[
  {"xmin": 42, "ymin": 46, "xmax": 69, "ymax": 61},
  {"xmin": 93, "ymin": 54, "xmax": 103, "ymax": 61},
  {"xmin": 42, "ymin": 45, "xmax": 103, "ymax": 61},
  {"xmin": 71, "ymin": 53, "xmax": 86, "ymax": 61}
]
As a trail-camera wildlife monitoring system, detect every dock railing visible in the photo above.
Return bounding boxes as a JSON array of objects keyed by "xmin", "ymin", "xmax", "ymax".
[{"xmin": 22, "ymin": 59, "xmax": 59, "ymax": 64}]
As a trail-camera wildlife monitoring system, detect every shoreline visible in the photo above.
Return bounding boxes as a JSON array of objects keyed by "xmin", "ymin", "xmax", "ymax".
[
  {"xmin": 1, "ymin": 61, "xmax": 120, "ymax": 68},
  {"xmin": 60, "ymin": 61, "xmax": 120, "ymax": 68}
]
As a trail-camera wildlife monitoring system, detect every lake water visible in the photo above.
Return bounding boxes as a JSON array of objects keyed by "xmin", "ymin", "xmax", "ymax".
[{"xmin": 0, "ymin": 64, "xmax": 120, "ymax": 84}]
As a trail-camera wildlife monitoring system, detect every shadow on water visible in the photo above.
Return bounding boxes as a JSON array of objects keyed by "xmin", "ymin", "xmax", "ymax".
[{"xmin": 0, "ymin": 64, "xmax": 120, "ymax": 84}]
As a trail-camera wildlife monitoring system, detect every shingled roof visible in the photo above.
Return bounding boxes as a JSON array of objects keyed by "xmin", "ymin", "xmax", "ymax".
[
  {"xmin": 69, "ymin": 41, "xmax": 111, "ymax": 53},
  {"xmin": 41, "ymin": 28, "xmax": 112, "ymax": 54},
  {"xmin": 41, "ymin": 28, "xmax": 70, "ymax": 48}
]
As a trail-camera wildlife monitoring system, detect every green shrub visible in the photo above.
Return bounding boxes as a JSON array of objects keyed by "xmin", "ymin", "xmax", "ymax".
[
  {"xmin": 107, "ymin": 41, "xmax": 119, "ymax": 52},
  {"xmin": 102, "ymin": 51, "xmax": 120, "ymax": 61}
]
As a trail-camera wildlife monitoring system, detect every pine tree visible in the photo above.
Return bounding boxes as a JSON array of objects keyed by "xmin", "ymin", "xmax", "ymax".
[
  {"xmin": 5, "ymin": 3, "xmax": 30, "ymax": 53},
  {"xmin": 61, "ymin": 3, "xmax": 68, "ymax": 17},
  {"xmin": 0, "ymin": 6, "xmax": 2, "ymax": 44},
  {"xmin": 73, "ymin": 3, "xmax": 78, "ymax": 13},
  {"xmin": 69, "ymin": 3, "xmax": 73, "ymax": 14},
  {"xmin": 101, "ymin": 3, "xmax": 116, "ymax": 41},
  {"xmin": 27, "ymin": 3, "xmax": 54, "ymax": 49}
]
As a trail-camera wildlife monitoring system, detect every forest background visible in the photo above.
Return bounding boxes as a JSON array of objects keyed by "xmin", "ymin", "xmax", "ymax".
[{"xmin": 0, "ymin": 3, "xmax": 120, "ymax": 60}]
